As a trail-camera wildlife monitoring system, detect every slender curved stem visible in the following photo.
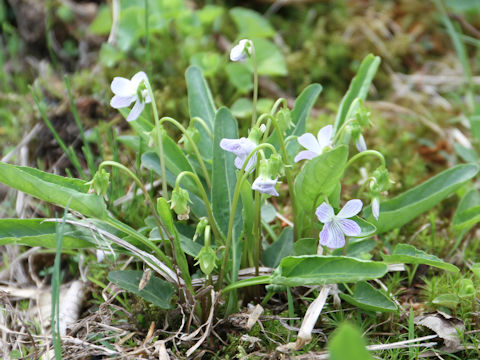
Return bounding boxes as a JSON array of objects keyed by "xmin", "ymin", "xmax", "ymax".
[
  {"xmin": 345, "ymin": 150, "xmax": 386, "ymax": 170},
  {"xmin": 332, "ymin": 118, "xmax": 356, "ymax": 145},
  {"xmin": 160, "ymin": 117, "xmax": 211, "ymax": 188},
  {"xmin": 217, "ymin": 143, "xmax": 278, "ymax": 289},
  {"xmin": 270, "ymin": 98, "xmax": 288, "ymax": 116},
  {"xmin": 256, "ymin": 114, "xmax": 298, "ymax": 241},
  {"xmin": 144, "ymin": 81, "xmax": 169, "ymax": 200},
  {"xmin": 251, "ymin": 44, "xmax": 258, "ymax": 128},
  {"xmin": 191, "ymin": 117, "xmax": 213, "ymax": 140},
  {"xmin": 175, "ymin": 171, "xmax": 223, "ymax": 244},
  {"xmin": 98, "ymin": 161, "xmax": 169, "ymax": 237}
]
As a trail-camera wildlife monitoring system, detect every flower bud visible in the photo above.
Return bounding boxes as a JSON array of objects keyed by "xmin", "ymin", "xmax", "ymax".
[
  {"xmin": 248, "ymin": 126, "xmax": 263, "ymax": 144},
  {"xmin": 193, "ymin": 217, "xmax": 209, "ymax": 241},
  {"xmin": 88, "ymin": 168, "xmax": 110, "ymax": 198},
  {"xmin": 170, "ymin": 187, "xmax": 191, "ymax": 220},
  {"xmin": 276, "ymin": 108, "xmax": 293, "ymax": 134},
  {"xmin": 268, "ymin": 153, "xmax": 284, "ymax": 177},
  {"xmin": 195, "ymin": 246, "xmax": 217, "ymax": 275}
]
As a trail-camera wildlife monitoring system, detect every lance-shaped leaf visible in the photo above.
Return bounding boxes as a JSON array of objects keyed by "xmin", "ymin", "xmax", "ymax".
[
  {"xmin": 0, "ymin": 219, "xmax": 92, "ymax": 249},
  {"xmin": 333, "ymin": 54, "xmax": 380, "ymax": 135},
  {"xmin": 452, "ymin": 189, "xmax": 480, "ymax": 231},
  {"xmin": 294, "ymin": 146, "xmax": 348, "ymax": 213},
  {"xmin": 363, "ymin": 163, "xmax": 479, "ymax": 233},
  {"xmin": 262, "ymin": 227, "xmax": 294, "ymax": 268},
  {"xmin": 271, "ymin": 255, "xmax": 388, "ymax": 287},
  {"xmin": 0, "ymin": 162, "xmax": 107, "ymax": 219},
  {"xmin": 382, "ymin": 244, "xmax": 459, "ymax": 273},
  {"xmin": 186, "ymin": 66, "xmax": 216, "ymax": 160}
]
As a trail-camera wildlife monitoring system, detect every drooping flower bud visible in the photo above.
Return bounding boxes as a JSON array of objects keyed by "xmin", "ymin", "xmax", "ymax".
[
  {"xmin": 195, "ymin": 246, "xmax": 217, "ymax": 275},
  {"xmin": 181, "ymin": 126, "xmax": 200, "ymax": 155},
  {"xmin": 87, "ymin": 168, "xmax": 110, "ymax": 199},
  {"xmin": 170, "ymin": 187, "xmax": 191, "ymax": 220},
  {"xmin": 276, "ymin": 108, "xmax": 293, "ymax": 134}
]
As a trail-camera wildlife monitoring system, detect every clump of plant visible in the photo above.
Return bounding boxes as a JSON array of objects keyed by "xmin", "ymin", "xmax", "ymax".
[{"xmin": 0, "ymin": 37, "xmax": 477, "ymax": 355}]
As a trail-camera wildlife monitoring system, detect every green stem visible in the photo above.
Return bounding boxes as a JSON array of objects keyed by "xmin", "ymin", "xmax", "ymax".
[
  {"xmin": 217, "ymin": 143, "xmax": 278, "ymax": 290},
  {"xmin": 191, "ymin": 117, "xmax": 213, "ymax": 140},
  {"xmin": 332, "ymin": 118, "xmax": 356, "ymax": 145},
  {"xmin": 98, "ymin": 161, "xmax": 171, "ymax": 246},
  {"xmin": 251, "ymin": 42, "xmax": 258, "ymax": 128},
  {"xmin": 253, "ymin": 158, "xmax": 263, "ymax": 277},
  {"xmin": 160, "ymin": 117, "xmax": 211, "ymax": 188},
  {"xmin": 270, "ymin": 98, "xmax": 288, "ymax": 116},
  {"xmin": 175, "ymin": 171, "xmax": 223, "ymax": 244},
  {"xmin": 344, "ymin": 150, "xmax": 386, "ymax": 170},
  {"xmin": 256, "ymin": 114, "xmax": 298, "ymax": 241},
  {"xmin": 144, "ymin": 80, "xmax": 169, "ymax": 200}
]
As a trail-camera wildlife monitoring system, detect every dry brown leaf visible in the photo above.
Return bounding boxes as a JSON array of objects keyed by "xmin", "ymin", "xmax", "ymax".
[{"xmin": 414, "ymin": 311, "xmax": 464, "ymax": 352}]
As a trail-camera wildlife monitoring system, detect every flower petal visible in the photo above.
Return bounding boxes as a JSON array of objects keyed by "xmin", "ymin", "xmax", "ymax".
[
  {"xmin": 126, "ymin": 100, "xmax": 145, "ymax": 121},
  {"xmin": 315, "ymin": 202, "xmax": 334, "ymax": 223},
  {"xmin": 230, "ymin": 39, "xmax": 250, "ymax": 61},
  {"xmin": 297, "ymin": 133, "xmax": 321, "ymax": 153},
  {"xmin": 110, "ymin": 95, "xmax": 135, "ymax": 109},
  {"xmin": 337, "ymin": 199, "xmax": 363, "ymax": 219},
  {"xmin": 252, "ymin": 176, "xmax": 279, "ymax": 196},
  {"xmin": 131, "ymin": 71, "xmax": 148, "ymax": 88},
  {"xmin": 111, "ymin": 77, "xmax": 134, "ymax": 96},
  {"xmin": 355, "ymin": 134, "xmax": 367, "ymax": 152},
  {"xmin": 294, "ymin": 150, "xmax": 318, "ymax": 163},
  {"xmin": 337, "ymin": 219, "xmax": 361, "ymax": 237},
  {"xmin": 319, "ymin": 222, "xmax": 345, "ymax": 249},
  {"xmin": 317, "ymin": 125, "xmax": 333, "ymax": 149},
  {"xmin": 371, "ymin": 198, "xmax": 380, "ymax": 221}
]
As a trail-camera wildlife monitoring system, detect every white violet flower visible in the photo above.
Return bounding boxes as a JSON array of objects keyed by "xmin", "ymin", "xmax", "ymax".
[
  {"xmin": 220, "ymin": 137, "xmax": 257, "ymax": 172},
  {"xmin": 316, "ymin": 199, "xmax": 362, "ymax": 249},
  {"xmin": 252, "ymin": 176, "xmax": 279, "ymax": 196},
  {"xmin": 294, "ymin": 125, "xmax": 333, "ymax": 162},
  {"xmin": 355, "ymin": 133, "xmax": 367, "ymax": 152},
  {"xmin": 371, "ymin": 197, "xmax": 380, "ymax": 221},
  {"xmin": 230, "ymin": 39, "xmax": 252, "ymax": 62},
  {"xmin": 110, "ymin": 71, "xmax": 151, "ymax": 122}
]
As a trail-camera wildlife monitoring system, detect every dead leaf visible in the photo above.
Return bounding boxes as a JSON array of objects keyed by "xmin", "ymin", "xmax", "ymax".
[{"xmin": 414, "ymin": 311, "xmax": 464, "ymax": 352}]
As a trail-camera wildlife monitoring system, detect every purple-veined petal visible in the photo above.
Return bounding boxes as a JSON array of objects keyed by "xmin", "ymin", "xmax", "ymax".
[
  {"xmin": 317, "ymin": 125, "xmax": 333, "ymax": 149},
  {"xmin": 234, "ymin": 153, "xmax": 257, "ymax": 172},
  {"xmin": 111, "ymin": 77, "xmax": 134, "ymax": 96},
  {"xmin": 315, "ymin": 202, "xmax": 334, "ymax": 223},
  {"xmin": 297, "ymin": 133, "xmax": 321, "ymax": 154},
  {"xmin": 127, "ymin": 100, "xmax": 145, "ymax": 121},
  {"xmin": 220, "ymin": 138, "xmax": 242, "ymax": 153},
  {"xmin": 252, "ymin": 176, "xmax": 279, "ymax": 196},
  {"xmin": 319, "ymin": 222, "xmax": 345, "ymax": 249},
  {"xmin": 337, "ymin": 219, "xmax": 361, "ymax": 237},
  {"xmin": 337, "ymin": 199, "xmax": 363, "ymax": 219},
  {"xmin": 355, "ymin": 134, "xmax": 367, "ymax": 152},
  {"xmin": 110, "ymin": 95, "xmax": 135, "ymax": 109},
  {"xmin": 131, "ymin": 71, "xmax": 148, "ymax": 88},
  {"xmin": 294, "ymin": 150, "xmax": 318, "ymax": 163},
  {"xmin": 372, "ymin": 197, "xmax": 380, "ymax": 221}
]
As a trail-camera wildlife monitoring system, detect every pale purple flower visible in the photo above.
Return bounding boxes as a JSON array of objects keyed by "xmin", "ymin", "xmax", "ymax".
[
  {"xmin": 371, "ymin": 197, "xmax": 380, "ymax": 221},
  {"xmin": 220, "ymin": 137, "xmax": 257, "ymax": 172},
  {"xmin": 294, "ymin": 125, "xmax": 333, "ymax": 162},
  {"xmin": 316, "ymin": 199, "xmax": 362, "ymax": 249},
  {"xmin": 230, "ymin": 39, "xmax": 252, "ymax": 62},
  {"xmin": 355, "ymin": 134, "xmax": 367, "ymax": 152},
  {"xmin": 110, "ymin": 71, "xmax": 151, "ymax": 121},
  {"xmin": 252, "ymin": 176, "xmax": 279, "ymax": 196}
]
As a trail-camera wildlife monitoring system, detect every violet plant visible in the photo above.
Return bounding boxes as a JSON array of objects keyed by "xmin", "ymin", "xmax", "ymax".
[{"xmin": 0, "ymin": 40, "xmax": 476, "ymax": 329}]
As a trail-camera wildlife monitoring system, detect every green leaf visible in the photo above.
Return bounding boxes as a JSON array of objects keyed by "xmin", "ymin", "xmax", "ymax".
[
  {"xmin": 186, "ymin": 66, "xmax": 216, "ymax": 160},
  {"xmin": 262, "ymin": 227, "xmax": 293, "ymax": 268},
  {"xmin": 269, "ymin": 83, "xmax": 322, "ymax": 159},
  {"xmin": 328, "ymin": 323, "xmax": 374, "ymax": 360},
  {"xmin": 364, "ymin": 163, "xmax": 479, "ymax": 233},
  {"xmin": 294, "ymin": 146, "xmax": 348, "ymax": 213},
  {"xmin": 333, "ymin": 54, "xmax": 381, "ymax": 135},
  {"xmin": 271, "ymin": 256, "xmax": 388, "ymax": 287},
  {"xmin": 332, "ymin": 238, "xmax": 376, "ymax": 259},
  {"xmin": 212, "ymin": 108, "xmax": 243, "ymax": 281},
  {"xmin": 253, "ymin": 38, "xmax": 287, "ymax": 76},
  {"xmin": 226, "ymin": 63, "xmax": 253, "ymax": 93},
  {"xmin": 382, "ymin": 244, "xmax": 459, "ymax": 273},
  {"xmin": 452, "ymin": 189, "xmax": 480, "ymax": 231},
  {"xmin": 432, "ymin": 294, "xmax": 459, "ymax": 308},
  {"xmin": 340, "ymin": 281, "xmax": 398, "ymax": 313},
  {"xmin": 0, "ymin": 219, "xmax": 92, "ymax": 249},
  {"xmin": 293, "ymin": 238, "xmax": 317, "ymax": 256},
  {"xmin": 230, "ymin": 7, "xmax": 275, "ymax": 38},
  {"xmin": 107, "ymin": 270, "xmax": 175, "ymax": 309},
  {"xmin": 0, "ymin": 162, "xmax": 107, "ymax": 219}
]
